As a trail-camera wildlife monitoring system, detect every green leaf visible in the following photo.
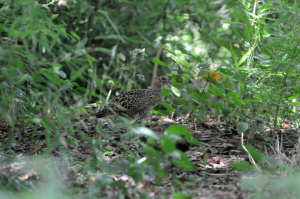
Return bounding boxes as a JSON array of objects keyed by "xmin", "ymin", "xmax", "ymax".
[
  {"xmin": 172, "ymin": 160, "xmax": 197, "ymax": 170},
  {"xmin": 130, "ymin": 127, "xmax": 159, "ymax": 140},
  {"xmin": 167, "ymin": 125, "xmax": 192, "ymax": 143},
  {"xmin": 171, "ymin": 86, "xmax": 181, "ymax": 97},
  {"xmin": 40, "ymin": 69, "xmax": 61, "ymax": 86},
  {"xmin": 246, "ymin": 144, "xmax": 262, "ymax": 163},
  {"xmin": 238, "ymin": 46, "xmax": 255, "ymax": 66},
  {"xmin": 16, "ymin": 74, "xmax": 29, "ymax": 85},
  {"xmin": 71, "ymin": 65, "xmax": 88, "ymax": 81},
  {"xmin": 78, "ymin": 131, "xmax": 93, "ymax": 144},
  {"xmin": 161, "ymin": 138, "xmax": 176, "ymax": 154},
  {"xmin": 162, "ymin": 87, "xmax": 170, "ymax": 97},
  {"xmin": 50, "ymin": 14, "xmax": 59, "ymax": 21},
  {"xmin": 95, "ymin": 34, "xmax": 120, "ymax": 40},
  {"xmin": 36, "ymin": 105, "xmax": 48, "ymax": 109},
  {"xmin": 85, "ymin": 54, "xmax": 96, "ymax": 68},
  {"xmin": 214, "ymin": 38, "xmax": 243, "ymax": 57},
  {"xmin": 76, "ymin": 87, "xmax": 98, "ymax": 97},
  {"xmin": 95, "ymin": 47, "xmax": 112, "ymax": 55},
  {"xmin": 209, "ymin": 102, "xmax": 223, "ymax": 109},
  {"xmin": 231, "ymin": 98, "xmax": 246, "ymax": 106},
  {"xmin": 226, "ymin": 92, "xmax": 239, "ymax": 98},
  {"xmin": 172, "ymin": 153, "xmax": 197, "ymax": 170},
  {"xmin": 163, "ymin": 46, "xmax": 175, "ymax": 54},
  {"xmin": 193, "ymin": 97, "xmax": 209, "ymax": 105},
  {"xmin": 160, "ymin": 102, "xmax": 175, "ymax": 113},
  {"xmin": 205, "ymin": 77, "xmax": 222, "ymax": 87},
  {"xmin": 291, "ymin": 102, "xmax": 300, "ymax": 106},
  {"xmin": 191, "ymin": 92, "xmax": 201, "ymax": 101},
  {"xmin": 152, "ymin": 58, "xmax": 167, "ymax": 67},
  {"xmin": 288, "ymin": 94, "xmax": 299, "ymax": 100},
  {"xmin": 143, "ymin": 146, "xmax": 160, "ymax": 158},
  {"xmin": 172, "ymin": 193, "xmax": 192, "ymax": 199},
  {"xmin": 222, "ymin": 109, "xmax": 231, "ymax": 117},
  {"xmin": 30, "ymin": 118, "xmax": 42, "ymax": 124},
  {"xmin": 152, "ymin": 110, "xmax": 168, "ymax": 116},
  {"xmin": 236, "ymin": 122, "xmax": 248, "ymax": 134},
  {"xmin": 222, "ymin": 20, "xmax": 245, "ymax": 25},
  {"xmin": 196, "ymin": 55, "xmax": 203, "ymax": 63},
  {"xmin": 231, "ymin": 25, "xmax": 242, "ymax": 40},
  {"xmin": 101, "ymin": 10, "xmax": 121, "ymax": 36},
  {"xmin": 253, "ymin": 95, "xmax": 262, "ymax": 100},
  {"xmin": 208, "ymin": 87, "xmax": 224, "ymax": 97},
  {"xmin": 192, "ymin": 93, "xmax": 209, "ymax": 104},
  {"xmin": 276, "ymin": 13, "xmax": 292, "ymax": 24},
  {"xmin": 70, "ymin": 31, "xmax": 80, "ymax": 40},
  {"xmin": 230, "ymin": 44, "xmax": 238, "ymax": 69},
  {"xmin": 170, "ymin": 54, "xmax": 190, "ymax": 68},
  {"xmin": 231, "ymin": 162, "xmax": 254, "ymax": 171}
]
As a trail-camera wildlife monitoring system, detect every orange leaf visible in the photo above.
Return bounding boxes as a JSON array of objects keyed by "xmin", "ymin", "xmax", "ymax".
[
  {"xmin": 30, "ymin": 145, "xmax": 42, "ymax": 153},
  {"xmin": 92, "ymin": 132, "xmax": 99, "ymax": 138},
  {"xmin": 280, "ymin": 123, "xmax": 290, "ymax": 130},
  {"xmin": 203, "ymin": 72, "xmax": 222, "ymax": 80}
]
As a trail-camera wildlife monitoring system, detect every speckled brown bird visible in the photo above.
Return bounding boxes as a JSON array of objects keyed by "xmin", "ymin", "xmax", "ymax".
[{"xmin": 95, "ymin": 76, "xmax": 172, "ymax": 121}]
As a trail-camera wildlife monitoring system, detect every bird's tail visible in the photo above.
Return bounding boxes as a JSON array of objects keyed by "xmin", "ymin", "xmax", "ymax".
[{"xmin": 94, "ymin": 108, "xmax": 112, "ymax": 118}]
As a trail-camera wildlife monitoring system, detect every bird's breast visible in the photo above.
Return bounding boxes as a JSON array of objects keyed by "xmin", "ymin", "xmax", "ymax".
[{"xmin": 147, "ymin": 91, "xmax": 162, "ymax": 105}]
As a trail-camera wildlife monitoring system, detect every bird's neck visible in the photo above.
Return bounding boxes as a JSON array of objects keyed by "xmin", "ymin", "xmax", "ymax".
[{"xmin": 152, "ymin": 84, "xmax": 163, "ymax": 92}]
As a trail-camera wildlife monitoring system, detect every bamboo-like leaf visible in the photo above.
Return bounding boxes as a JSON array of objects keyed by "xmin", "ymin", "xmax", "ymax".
[
  {"xmin": 230, "ymin": 44, "xmax": 239, "ymax": 69},
  {"xmin": 161, "ymin": 102, "xmax": 175, "ymax": 113},
  {"xmin": 152, "ymin": 58, "xmax": 167, "ymax": 67},
  {"xmin": 238, "ymin": 46, "xmax": 255, "ymax": 66}
]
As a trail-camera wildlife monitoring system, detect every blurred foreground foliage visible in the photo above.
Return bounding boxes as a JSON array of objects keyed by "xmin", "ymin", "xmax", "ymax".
[{"xmin": 1, "ymin": 0, "xmax": 300, "ymax": 198}]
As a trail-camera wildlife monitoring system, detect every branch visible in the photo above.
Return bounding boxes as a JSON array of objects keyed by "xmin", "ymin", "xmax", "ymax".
[{"xmin": 151, "ymin": 47, "xmax": 163, "ymax": 87}]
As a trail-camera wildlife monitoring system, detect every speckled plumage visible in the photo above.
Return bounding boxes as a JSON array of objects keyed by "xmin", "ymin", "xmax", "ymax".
[{"xmin": 95, "ymin": 76, "xmax": 172, "ymax": 121}]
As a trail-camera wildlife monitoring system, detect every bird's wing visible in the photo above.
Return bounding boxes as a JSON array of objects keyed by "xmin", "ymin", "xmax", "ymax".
[{"xmin": 112, "ymin": 89, "xmax": 150, "ymax": 111}]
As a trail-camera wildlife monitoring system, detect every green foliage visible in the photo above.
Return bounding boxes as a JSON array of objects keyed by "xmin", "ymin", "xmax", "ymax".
[
  {"xmin": 1, "ymin": 0, "xmax": 300, "ymax": 198},
  {"xmin": 162, "ymin": 0, "xmax": 300, "ymax": 129},
  {"xmin": 231, "ymin": 161, "xmax": 255, "ymax": 171},
  {"xmin": 246, "ymin": 144, "xmax": 263, "ymax": 164},
  {"xmin": 242, "ymin": 171, "xmax": 300, "ymax": 199},
  {"xmin": 236, "ymin": 122, "xmax": 249, "ymax": 134}
]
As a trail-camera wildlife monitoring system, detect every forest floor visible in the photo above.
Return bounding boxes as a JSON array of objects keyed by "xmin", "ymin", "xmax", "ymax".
[{"xmin": 0, "ymin": 116, "xmax": 299, "ymax": 199}]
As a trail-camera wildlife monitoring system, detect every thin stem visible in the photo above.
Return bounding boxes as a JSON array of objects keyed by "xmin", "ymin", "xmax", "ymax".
[{"xmin": 251, "ymin": 1, "xmax": 257, "ymax": 26}]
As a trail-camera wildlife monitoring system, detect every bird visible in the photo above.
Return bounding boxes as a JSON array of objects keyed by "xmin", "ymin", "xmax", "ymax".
[{"xmin": 95, "ymin": 76, "xmax": 172, "ymax": 121}]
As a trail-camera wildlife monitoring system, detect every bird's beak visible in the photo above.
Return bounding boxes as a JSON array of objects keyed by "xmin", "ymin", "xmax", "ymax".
[{"xmin": 168, "ymin": 79, "xmax": 173, "ymax": 85}]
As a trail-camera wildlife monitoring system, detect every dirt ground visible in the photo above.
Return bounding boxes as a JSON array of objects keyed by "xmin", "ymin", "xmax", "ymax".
[{"xmin": 0, "ymin": 116, "xmax": 299, "ymax": 199}]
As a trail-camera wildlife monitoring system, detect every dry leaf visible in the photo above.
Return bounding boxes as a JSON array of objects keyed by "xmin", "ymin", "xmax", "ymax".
[
  {"xmin": 92, "ymin": 132, "xmax": 98, "ymax": 138},
  {"xmin": 30, "ymin": 145, "xmax": 42, "ymax": 153},
  {"xmin": 280, "ymin": 123, "xmax": 290, "ymax": 130},
  {"xmin": 203, "ymin": 72, "xmax": 222, "ymax": 80},
  {"xmin": 18, "ymin": 171, "xmax": 39, "ymax": 181}
]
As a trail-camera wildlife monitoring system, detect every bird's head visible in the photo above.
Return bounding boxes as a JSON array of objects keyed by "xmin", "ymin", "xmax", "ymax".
[{"xmin": 156, "ymin": 76, "xmax": 172, "ymax": 86}]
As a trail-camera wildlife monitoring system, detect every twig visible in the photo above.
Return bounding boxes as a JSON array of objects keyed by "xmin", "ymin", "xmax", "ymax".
[
  {"xmin": 151, "ymin": 47, "xmax": 163, "ymax": 87},
  {"xmin": 275, "ymin": 135, "xmax": 293, "ymax": 165},
  {"xmin": 251, "ymin": 1, "xmax": 257, "ymax": 26},
  {"xmin": 241, "ymin": 132, "xmax": 261, "ymax": 171},
  {"xmin": 268, "ymin": 144, "xmax": 276, "ymax": 154}
]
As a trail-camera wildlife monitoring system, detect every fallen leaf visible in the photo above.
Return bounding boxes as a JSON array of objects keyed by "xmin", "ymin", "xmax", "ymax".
[
  {"xmin": 18, "ymin": 171, "xmax": 39, "ymax": 181},
  {"xmin": 92, "ymin": 132, "xmax": 98, "ymax": 138},
  {"xmin": 280, "ymin": 123, "xmax": 290, "ymax": 130},
  {"xmin": 30, "ymin": 145, "xmax": 42, "ymax": 153}
]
